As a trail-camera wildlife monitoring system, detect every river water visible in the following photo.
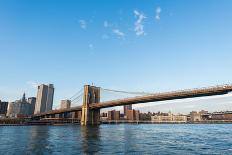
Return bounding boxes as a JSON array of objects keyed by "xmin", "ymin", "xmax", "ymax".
[{"xmin": 0, "ymin": 124, "xmax": 232, "ymax": 155}]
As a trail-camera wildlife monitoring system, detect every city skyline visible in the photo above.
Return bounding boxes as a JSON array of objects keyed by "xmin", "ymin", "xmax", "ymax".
[
  {"xmin": 1, "ymin": 1, "xmax": 232, "ymax": 113},
  {"xmin": 1, "ymin": 1, "xmax": 232, "ymax": 154}
]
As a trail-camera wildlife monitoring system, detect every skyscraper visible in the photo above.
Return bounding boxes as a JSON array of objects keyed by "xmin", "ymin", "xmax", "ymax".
[
  {"xmin": 34, "ymin": 84, "xmax": 54, "ymax": 114},
  {"xmin": 124, "ymin": 104, "xmax": 132, "ymax": 117},
  {"xmin": 28, "ymin": 97, "xmax": 36, "ymax": 115},
  {"xmin": 0, "ymin": 100, "xmax": 8, "ymax": 115},
  {"xmin": 6, "ymin": 93, "xmax": 35, "ymax": 118}
]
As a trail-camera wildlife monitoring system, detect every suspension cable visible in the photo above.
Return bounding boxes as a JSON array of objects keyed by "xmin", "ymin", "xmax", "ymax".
[
  {"xmin": 69, "ymin": 88, "xmax": 83, "ymax": 100},
  {"xmin": 72, "ymin": 97, "xmax": 83, "ymax": 106},
  {"xmin": 71, "ymin": 93, "xmax": 83, "ymax": 103},
  {"xmin": 101, "ymin": 88, "xmax": 153, "ymax": 95}
]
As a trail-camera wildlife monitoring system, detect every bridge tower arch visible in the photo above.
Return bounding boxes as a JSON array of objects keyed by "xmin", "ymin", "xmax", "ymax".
[{"xmin": 81, "ymin": 85, "xmax": 100, "ymax": 125}]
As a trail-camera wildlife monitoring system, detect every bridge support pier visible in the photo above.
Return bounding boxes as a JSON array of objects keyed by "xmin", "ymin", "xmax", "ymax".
[{"xmin": 81, "ymin": 85, "xmax": 100, "ymax": 126}]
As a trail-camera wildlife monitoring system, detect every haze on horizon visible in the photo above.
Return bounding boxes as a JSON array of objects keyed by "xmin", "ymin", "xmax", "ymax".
[{"xmin": 0, "ymin": 0, "xmax": 232, "ymax": 113}]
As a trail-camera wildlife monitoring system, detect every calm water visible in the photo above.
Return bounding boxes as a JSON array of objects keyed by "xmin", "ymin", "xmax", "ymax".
[{"xmin": 0, "ymin": 124, "xmax": 232, "ymax": 155}]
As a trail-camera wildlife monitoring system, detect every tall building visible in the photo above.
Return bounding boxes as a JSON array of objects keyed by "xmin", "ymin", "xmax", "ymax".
[
  {"xmin": 0, "ymin": 100, "xmax": 8, "ymax": 115},
  {"xmin": 60, "ymin": 100, "xmax": 71, "ymax": 109},
  {"xmin": 6, "ymin": 93, "xmax": 35, "ymax": 118},
  {"xmin": 108, "ymin": 110, "xmax": 120, "ymax": 120},
  {"xmin": 124, "ymin": 104, "xmax": 132, "ymax": 118},
  {"xmin": 127, "ymin": 109, "xmax": 140, "ymax": 121},
  {"xmin": 28, "ymin": 97, "xmax": 36, "ymax": 115},
  {"xmin": 34, "ymin": 84, "xmax": 54, "ymax": 114}
]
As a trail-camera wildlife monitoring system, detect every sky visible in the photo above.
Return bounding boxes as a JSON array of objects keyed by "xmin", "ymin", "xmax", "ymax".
[{"xmin": 1, "ymin": 0, "xmax": 232, "ymax": 113}]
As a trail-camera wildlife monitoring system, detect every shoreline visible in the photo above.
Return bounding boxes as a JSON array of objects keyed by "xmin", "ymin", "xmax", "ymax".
[{"xmin": 1, "ymin": 120, "xmax": 232, "ymax": 126}]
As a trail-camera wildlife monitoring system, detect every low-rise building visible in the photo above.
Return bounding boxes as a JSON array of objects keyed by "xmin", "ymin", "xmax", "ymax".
[
  {"xmin": 210, "ymin": 111, "xmax": 232, "ymax": 120},
  {"xmin": 100, "ymin": 112, "xmax": 108, "ymax": 121},
  {"xmin": 139, "ymin": 113, "xmax": 151, "ymax": 121},
  {"xmin": 189, "ymin": 110, "xmax": 208, "ymax": 122},
  {"xmin": 151, "ymin": 112, "xmax": 187, "ymax": 123}
]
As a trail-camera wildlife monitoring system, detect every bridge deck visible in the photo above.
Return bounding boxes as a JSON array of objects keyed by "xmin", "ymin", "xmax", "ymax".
[{"xmin": 33, "ymin": 85, "xmax": 232, "ymax": 117}]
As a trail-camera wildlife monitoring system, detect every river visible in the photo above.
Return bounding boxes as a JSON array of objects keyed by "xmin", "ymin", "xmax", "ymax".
[{"xmin": 0, "ymin": 124, "xmax": 232, "ymax": 155}]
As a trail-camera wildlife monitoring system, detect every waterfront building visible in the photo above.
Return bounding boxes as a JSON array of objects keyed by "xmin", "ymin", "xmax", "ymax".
[
  {"xmin": 124, "ymin": 104, "xmax": 132, "ymax": 118},
  {"xmin": 0, "ymin": 100, "xmax": 8, "ymax": 116},
  {"xmin": 60, "ymin": 100, "xmax": 71, "ymax": 109},
  {"xmin": 127, "ymin": 109, "xmax": 140, "ymax": 121},
  {"xmin": 107, "ymin": 110, "xmax": 120, "ymax": 120},
  {"xmin": 210, "ymin": 111, "xmax": 232, "ymax": 120},
  {"xmin": 70, "ymin": 111, "xmax": 82, "ymax": 120},
  {"xmin": 115, "ymin": 110, "xmax": 120, "ymax": 120},
  {"xmin": 34, "ymin": 84, "xmax": 54, "ymax": 114},
  {"xmin": 100, "ymin": 113, "xmax": 108, "ymax": 121},
  {"xmin": 189, "ymin": 111, "xmax": 208, "ymax": 122},
  {"xmin": 28, "ymin": 97, "xmax": 36, "ymax": 115},
  {"xmin": 139, "ymin": 113, "xmax": 152, "ymax": 121},
  {"xmin": 6, "ymin": 93, "xmax": 35, "ymax": 118},
  {"xmin": 151, "ymin": 112, "xmax": 187, "ymax": 123}
]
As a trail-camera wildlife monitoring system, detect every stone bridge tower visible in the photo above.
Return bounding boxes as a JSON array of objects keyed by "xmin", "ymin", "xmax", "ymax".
[{"xmin": 81, "ymin": 85, "xmax": 100, "ymax": 125}]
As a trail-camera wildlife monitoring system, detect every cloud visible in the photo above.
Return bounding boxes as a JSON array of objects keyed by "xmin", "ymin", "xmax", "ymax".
[
  {"xmin": 134, "ymin": 10, "xmax": 146, "ymax": 36},
  {"xmin": 103, "ymin": 21, "xmax": 109, "ymax": 28},
  {"xmin": 89, "ymin": 44, "xmax": 94, "ymax": 50},
  {"xmin": 26, "ymin": 81, "xmax": 38, "ymax": 89},
  {"xmin": 155, "ymin": 7, "xmax": 161, "ymax": 20},
  {"xmin": 79, "ymin": 20, "xmax": 87, "ymax": 29},
  {"xmin": 112, "ymin": 29, "xmax": 125, "ymax": 38},
  {"xmin": 102, "ymin": 34, "xmax": 109, "ymax": 39}
]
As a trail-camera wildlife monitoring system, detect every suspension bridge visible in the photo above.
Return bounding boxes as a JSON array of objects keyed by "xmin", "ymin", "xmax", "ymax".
[{"xmin": 32, "ymin": 84, "xmax": 232, "ymax": 125}]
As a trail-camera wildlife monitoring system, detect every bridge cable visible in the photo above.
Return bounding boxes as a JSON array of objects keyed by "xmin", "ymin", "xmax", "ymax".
[
  {"xmin": 101, "ymin": 88, "xmax": 153, "ymax": 95},
  {"xmin": 69, "ymin": 88, "xmax": 84, "ymax": 100}
]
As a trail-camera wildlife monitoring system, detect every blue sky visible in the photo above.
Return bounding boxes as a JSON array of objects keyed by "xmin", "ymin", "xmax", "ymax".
[{"xmin": 1, "ymin": 0, "xmax": 232, "ymax": 113}]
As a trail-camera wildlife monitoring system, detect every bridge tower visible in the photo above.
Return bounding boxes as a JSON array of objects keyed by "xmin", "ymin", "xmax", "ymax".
[{"xmin": 81, "ymin": 85, "xmax": 100, "ymax": 125}]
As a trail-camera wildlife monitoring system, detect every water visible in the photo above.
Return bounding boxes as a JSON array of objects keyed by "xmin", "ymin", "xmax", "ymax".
[{"xmin": 0, "ymin": 124, "xmax": 232, "ymax": 155}]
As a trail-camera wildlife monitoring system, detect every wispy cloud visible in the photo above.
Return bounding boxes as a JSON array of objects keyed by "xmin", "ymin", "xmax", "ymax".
[
  {"xmin": 134, "ymin": 10, "xmax": 146, "ymax": 36},
  {"xmin": 26, "ymin": 81, "xmax": 38, "ymax": 88},
  {"xmin": 89, "ymin": 44, "xmax": 94, "ymax": 50},
  {"xmin": 102, "ymin": 34, "xmax": 109, "ymax": 39},
  {"xmin": 112, "ymin": 29, "xmax": 125, "ymax": 38},
  {"xmin": 155, "ymin": 7, "xmax": 161, "ymax": 20},
  {"xmin": 103, "ymin": 21, "xmax": 109, "ymax": 28},
  {"xmin": 79, "ymin": 20, "xmax": 87, "ymax": 29}
]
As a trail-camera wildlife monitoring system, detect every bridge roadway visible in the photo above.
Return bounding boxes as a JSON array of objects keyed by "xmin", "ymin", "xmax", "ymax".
[{"xmin": 33, "ymin": 85, "xmax": 232, "ymax": 118}]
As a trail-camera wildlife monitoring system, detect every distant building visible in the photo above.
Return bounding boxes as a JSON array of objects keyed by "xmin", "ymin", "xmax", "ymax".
[
  {"xmin": 127, "ymin": 109, "xmax": 140, "ymax": 121},
  {"xmin": 0, "ymin": 100, "xmax": 8, "ymax": 116},
  {"xmin": 124, "ymin": 105, "xmax": 132, "ymax": 118},
  {"xmin": 100, "ymin": 112, "xmax": 107, "ymax": 117},
  {"xmin": 70, "ymin": 111, "xmax": 82, "ymax": 120},
  {"xmin": 34, "ymin": 84, "xmax": 54, "ymax": 114},
  {"xmin": 7, "ymin": 93, "xmax": 35, "ymax": 118},
  {"xmin": 151, "ymin": 112, "xmax": 187, "ymax": 123},
  {"xmin": 210, "ymin": 111, "xmax": 232, "ymax": 120},
  {"xmin": 139, "ymin": 113, "xmax": 151, "ymax": 121},
  {"xmin": 60, "ymin": 100, "xmax": 71, "ymax": 109},
  {"xmin": 108, "ymin": 110, "xmax": 120, "ymax": 120},
  {"xmin": 100, "ymin": 112, "xmax": 108, "ymax": 121},
  {"xmin": 189, "ymin": 110, "xmax": 208, "ymax": 122},
  {"xmin": 28, "ymin": 97, "xmax": 36, "ymax": 115}
]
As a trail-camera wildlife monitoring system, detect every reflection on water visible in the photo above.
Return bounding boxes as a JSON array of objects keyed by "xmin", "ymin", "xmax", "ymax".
[
  {"xmin": 27, "ymin": 126, "xmax": 50, "ymax": 154},
  {"xmin": 81, "ymin": 126, "xmax": 100, "ymax": 154},
  {"xmin": 1, "ymin": 124, "xmax": 232, "ymax": 154}
]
